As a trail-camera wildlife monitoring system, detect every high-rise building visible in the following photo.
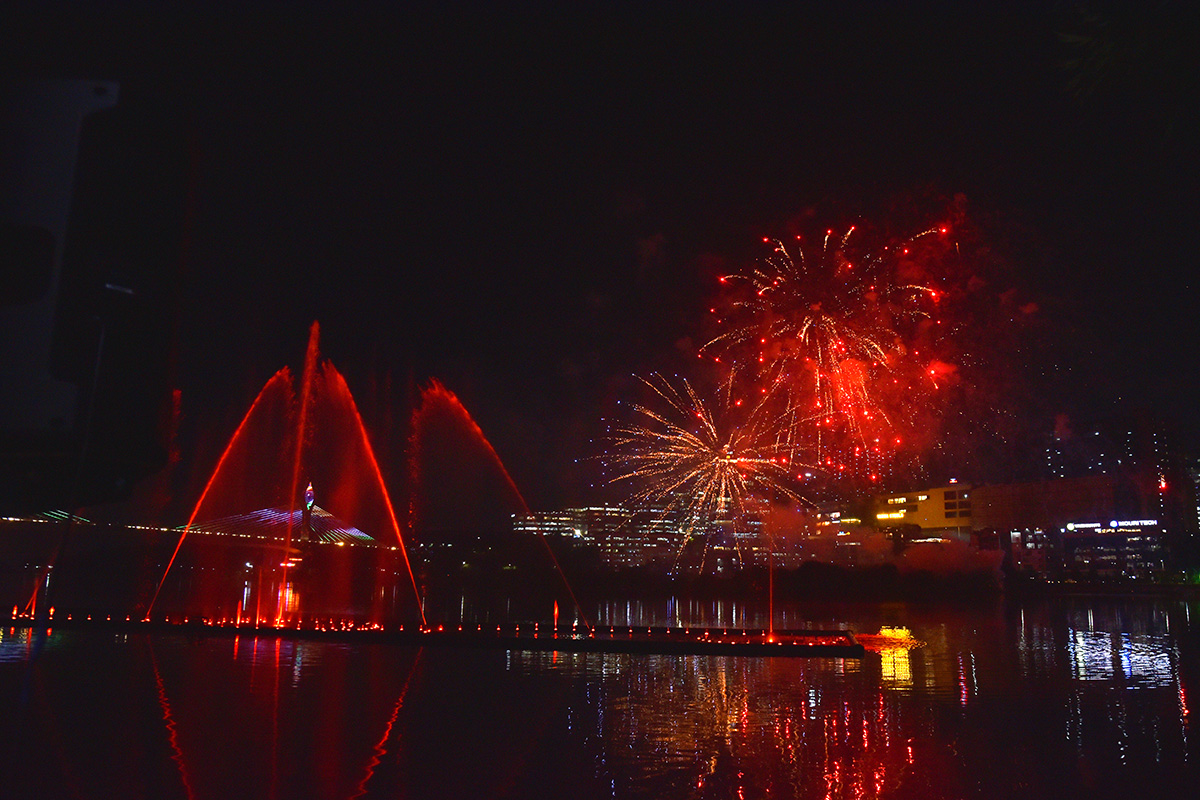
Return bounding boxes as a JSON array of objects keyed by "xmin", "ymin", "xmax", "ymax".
[
  {"xmin": 1043, "ymin": 409, "xmax": 1194, "ymax": 556},
  {"xmin": 513, "ymin": 505, "xmax": 669, "ymax": 569},
  {"xmin": 512, "ymin": 496, "xmax": 800, "ymax": 572}
]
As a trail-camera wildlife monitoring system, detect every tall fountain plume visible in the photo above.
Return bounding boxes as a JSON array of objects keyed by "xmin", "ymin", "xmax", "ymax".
[
  {"xmin": 408, "ymin": 379, "xmax": 590, "ymax": 628},
  {"xmin": 146, "ymin": 323, "xmax": 424, "ymax": 625}
]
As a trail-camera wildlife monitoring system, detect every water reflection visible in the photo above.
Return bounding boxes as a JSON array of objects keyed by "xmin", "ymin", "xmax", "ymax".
[
  {"xmin": 1, "ymin": 596, "xmax": 1198, "ymax": 799},
  {"xmin": 0, "ymin": 628, "xmax": 422, "ymax": 800},
  {"xmin": 510, "ymin": 596, "xmax": 1200, "ymax": 798},
  {"xmin": 509, "ymin": 649, "xmax": 927, "ymax": 798},
  {"xmin": 878, "ymin": 645, "xmax": 913, "ymax": 689}
]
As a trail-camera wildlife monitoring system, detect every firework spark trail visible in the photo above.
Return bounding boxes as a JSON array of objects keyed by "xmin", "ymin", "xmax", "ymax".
[
  {"xmin": 605, "ymin": 373, "xmax": 813, "ymax": 569},
  {"xmin": 702, "ymin": 225, "xmax": 948, "ymax": 480}
]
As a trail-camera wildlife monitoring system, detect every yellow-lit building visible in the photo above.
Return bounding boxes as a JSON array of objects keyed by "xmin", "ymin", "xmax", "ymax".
[{"xmin": 872, "ymin": 482, "xmax": 973, "ymax": 541}]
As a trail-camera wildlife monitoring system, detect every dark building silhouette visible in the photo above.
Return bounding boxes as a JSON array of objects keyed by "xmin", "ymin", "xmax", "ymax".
[{"xmin": 1, "ymin": 80, "xmax": 186, "ymax": 514}]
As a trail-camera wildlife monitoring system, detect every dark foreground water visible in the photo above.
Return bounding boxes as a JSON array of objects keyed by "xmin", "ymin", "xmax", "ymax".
[{"xmin": 1, "ymin": 594, "xmax": 1197, "ymax": 799}]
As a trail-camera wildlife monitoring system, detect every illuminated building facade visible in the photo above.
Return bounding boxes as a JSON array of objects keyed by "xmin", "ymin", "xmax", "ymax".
[
  {"xmin": 1058, "ymin": 519, "xmax": 1166, "ymax": 579},
  {"xmin": 587, "ymin": 505, "xmax": 673, "ymax": 569},
  {"xmin": 803, "ymin": 503, "xmax": 887, "ymax": 566},
  {"xmin": 512, "ymin": 498, "xmax": 805, "ymax": 572},
  {"xmin": 511, "ymin": 509, "xmax": 581, "ymax": 539},
  {"xmin": 864, "ymin": 474, "xmax": 1174, "ymax": 579},
  {"xmin": 1043, "ymin": 410, "xmax": 1194, "ymax": 555},
  {"xmin": 870, "ymin": 483, "xmax": 973, "ymax": 542},
  {"xmin": 1007, "ymin": 527, "xmax": 1049, "ymax": 574},
  {"xmin": 512, "ymin": 506, "xmax": 673, "ymax": 569},
  {"xmin": 970, "ymin": 475, "xmax": 1169, "ymax": 579},
  {"xmin": 812, "ymin": 504, "xmax": 861, "ymax": 534}
]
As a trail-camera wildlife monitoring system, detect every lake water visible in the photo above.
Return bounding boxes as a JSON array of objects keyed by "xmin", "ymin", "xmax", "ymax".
[{"xmin": 1, "ymin": 594, "xmax": 1197, "ymax": 799}]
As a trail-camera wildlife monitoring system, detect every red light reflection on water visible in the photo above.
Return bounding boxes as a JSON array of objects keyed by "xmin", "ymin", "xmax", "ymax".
[
  {"xmin": 349, "ymin": 650, "xmax": 423, "ymax": 800},
  {"xmin": 6, "ymin": 600, "xmax": 1198, "ymax": 800},
  {"xmin": 527, "ymin": 650, "xmax": 933, "ymax": 798},
  {"xmin": 150, "ymin": 647, "xmax": 196, "ymax": 800}
]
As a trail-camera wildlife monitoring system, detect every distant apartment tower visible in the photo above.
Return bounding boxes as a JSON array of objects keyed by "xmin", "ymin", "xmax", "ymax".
[
  {"xmin": 1186, "ymin": 457, "xmax": 1200, "ymax": 534},
  {"xmin": 1044, "ymin": 409, "xmax": 1193, "ymax": 551}
]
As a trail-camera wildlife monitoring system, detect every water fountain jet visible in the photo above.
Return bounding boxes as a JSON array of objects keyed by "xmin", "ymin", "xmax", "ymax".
[{"xmin": 146, "ymin": 323, "xmax": 423, "ymax": 625}]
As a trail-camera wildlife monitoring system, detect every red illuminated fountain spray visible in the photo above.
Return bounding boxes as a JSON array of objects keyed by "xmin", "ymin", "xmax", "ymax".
[
  {"xmin": 276, "ymin": 319, "xmax": 322, "ymax": 624},
  {"xmin": 27, "ymin": 322, "xmax": 861, "ymax": 654},
  {"xmin": 144, "ymin": 368, "xmax": 293, "ymax": 621},
  {"xmin": 409, "ymin": 380, "xmax": 529, "ymax": 517},
  {"xmin": 145, "ymin": 322, "xmax": 425, "ymax": 627},
  {"xmin": 409, "ymin": 380, "xmax": 592, "ymax": 630}
]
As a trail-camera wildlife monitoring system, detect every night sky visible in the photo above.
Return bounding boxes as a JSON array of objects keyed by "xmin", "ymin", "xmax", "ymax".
[{"xmin": 5, "ymin": 1, "xmax": 1199, "ymax": 516}]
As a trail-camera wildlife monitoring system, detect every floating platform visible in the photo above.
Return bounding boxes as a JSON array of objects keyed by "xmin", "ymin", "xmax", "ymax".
[
  {"xmin": 414, "ymin": 625, "xmax": 864, "ymax": 658},
  {"xmin": 7, "ymin": 618, "xmax": 864, "ymax": 658},
  {"xmin": 853, "ymin": 626, "xmax": 925, "ymax": 651}
]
